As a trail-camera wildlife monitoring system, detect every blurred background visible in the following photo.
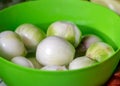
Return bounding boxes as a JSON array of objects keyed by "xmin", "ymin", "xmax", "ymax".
[
  {"xmin": 0, "ymin": 0, "xmax": 120, "ymax": 15},
  {"xmin": 0, "ymin": 0, "xmax": 26, "ymax": 10}
]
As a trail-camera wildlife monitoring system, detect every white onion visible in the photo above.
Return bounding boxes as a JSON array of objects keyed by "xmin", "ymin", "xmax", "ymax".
[
  {"xmin": 36, "ymin": 36, "xmax": 75, "ymax": 66},
  {"xmin": 86, "ymin": 42, "xmax": 115, "ymax": 62},
  {"xmin": 69, "ymin": 56, "xmax": 95, "ymax": 70},
  {"xmin": 0, "ymin": 31, "xmax": 27, "ymax": 60},
  {"xmin": 75, "ymin": 34, "xmax": 102, "ymax": 57},
  {"xmin": 47, "ymin": 21, "xmax": 82, "ymax": 47},
  {"xmin": 15, "ymin": 23, "xmax": 46, "ymax": 52},
  {"xmin": 11, "ymin": 56, "xmax": 34, "ymax": 68},
  {"xmin": 41, "ymin": 65, "xmax": 67, "ymax": 71}
]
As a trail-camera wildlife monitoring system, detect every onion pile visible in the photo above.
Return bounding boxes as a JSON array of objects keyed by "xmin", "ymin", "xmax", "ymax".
[{"xmin": 0, "ymin": 21, "xmax": 115, "ymax": 71}]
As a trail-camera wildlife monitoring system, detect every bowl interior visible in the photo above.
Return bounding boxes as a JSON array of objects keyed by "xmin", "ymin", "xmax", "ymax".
[
  {"xmin": 0, "ymin": 0, "xmax": 120, "ymax": 47},
  {"xmin": 0, "ymin": 0, "xmax": 120, "ymax": 86}
]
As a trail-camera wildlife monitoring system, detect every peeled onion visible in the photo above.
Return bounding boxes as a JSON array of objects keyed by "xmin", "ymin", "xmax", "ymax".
[{"xmin": 36, "ymin": 36, "xmax": 75, "ymax": 66}]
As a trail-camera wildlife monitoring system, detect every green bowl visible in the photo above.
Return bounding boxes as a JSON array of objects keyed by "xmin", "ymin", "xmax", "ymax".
[{"xmin": 0, "ymin": 0, "xmax": 120, "ymax": 86}]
